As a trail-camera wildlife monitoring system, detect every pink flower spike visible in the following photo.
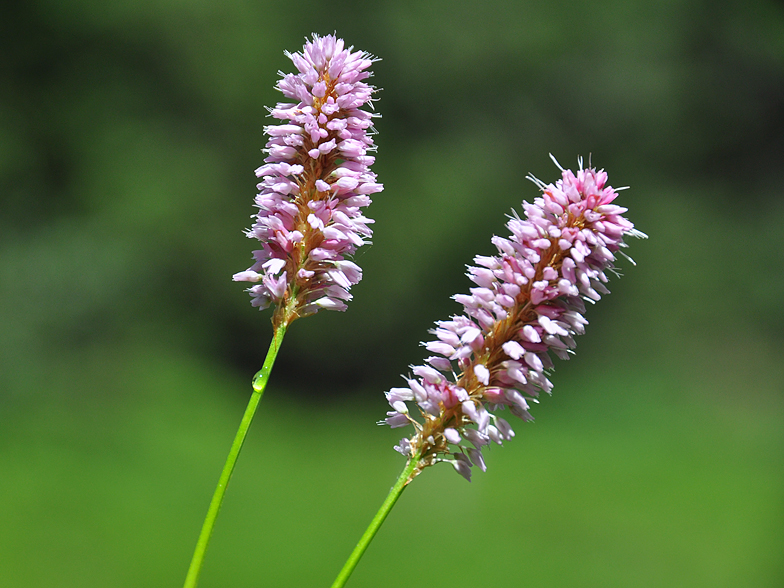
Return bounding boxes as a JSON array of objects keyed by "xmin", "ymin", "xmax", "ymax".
[
  {"xmin": 235, "ymin": 34, "xmax": 382, "ymax": 327},
  {"xmin": 383, "ymin": 158, "xmax": 645, "ymax": 481}
]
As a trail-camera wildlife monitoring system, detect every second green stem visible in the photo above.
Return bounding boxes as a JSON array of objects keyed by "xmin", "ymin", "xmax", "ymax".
[{"xmin": 329, "ymin": 455, "xmax": 420, "ymax": 588}]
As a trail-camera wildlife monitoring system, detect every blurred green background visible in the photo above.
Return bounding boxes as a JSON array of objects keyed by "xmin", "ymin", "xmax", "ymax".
[{"xmin": 1, "ymin": 0, "xmax": 783, "ymax": 586}]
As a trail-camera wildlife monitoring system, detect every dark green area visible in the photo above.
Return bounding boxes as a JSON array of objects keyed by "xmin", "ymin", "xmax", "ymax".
[{"xmin": 1, "ymin": 0, "xmax": 782, "ymax": 586}]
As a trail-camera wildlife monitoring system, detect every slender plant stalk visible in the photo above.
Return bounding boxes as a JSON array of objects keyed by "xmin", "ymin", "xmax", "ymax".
[
  {"xmin": 183, "ymin": 323, "xmax": 288, "ymax": 588},
  {"xmin": 330, "ymin": 455, "xmax": 420, "ymax": 588}
]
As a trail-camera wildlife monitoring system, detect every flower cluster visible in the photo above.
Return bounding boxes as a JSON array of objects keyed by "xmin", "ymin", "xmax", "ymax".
[
  {"xmin": 383, "ymin": 157, "xmax": 645, "ymax": 481},
  {"xmin": 234, "ymin": 34, "xmax": 382, "ymax": 326}
]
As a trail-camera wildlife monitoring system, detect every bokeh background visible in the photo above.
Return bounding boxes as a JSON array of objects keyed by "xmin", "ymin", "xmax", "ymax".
[{"xmin": 2, "ymin": 1, "xmax": 783, "ymax": 586}]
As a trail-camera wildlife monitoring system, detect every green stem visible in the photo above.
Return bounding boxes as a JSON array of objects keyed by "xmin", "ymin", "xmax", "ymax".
[
  {"xmin": 330, "ymin": 456, "xmax": 420, "ymax": 588},
  {"xmin": 183, "ymin": 323, "xmax": 288, "ymax": 588}
]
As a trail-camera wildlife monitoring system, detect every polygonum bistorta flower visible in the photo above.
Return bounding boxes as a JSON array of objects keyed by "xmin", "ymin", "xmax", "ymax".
[
  {"xmin": 234, "ymin": 33, "xmax": 382, "ymax": 328},
  {"xmin": 185, "ymin": 35, "xmax": 381, "ymax": 588},
  {"xmin": 383, "ymin": 156, "xmax": 646, "ymax": 481}
]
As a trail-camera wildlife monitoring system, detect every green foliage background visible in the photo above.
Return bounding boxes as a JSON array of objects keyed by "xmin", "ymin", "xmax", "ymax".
[{"xmin": 1, "ymin": 1, "xmax": 783, "ymax": 586}]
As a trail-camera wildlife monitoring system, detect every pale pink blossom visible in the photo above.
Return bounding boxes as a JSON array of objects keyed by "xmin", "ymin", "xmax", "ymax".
[
  {"xmin": 383, "ymin": 157, "xmax": 645, "ymax": 481},
  {"xmin": 234, "ymin": 34, "xmax": 382, "ymax": 327}
]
